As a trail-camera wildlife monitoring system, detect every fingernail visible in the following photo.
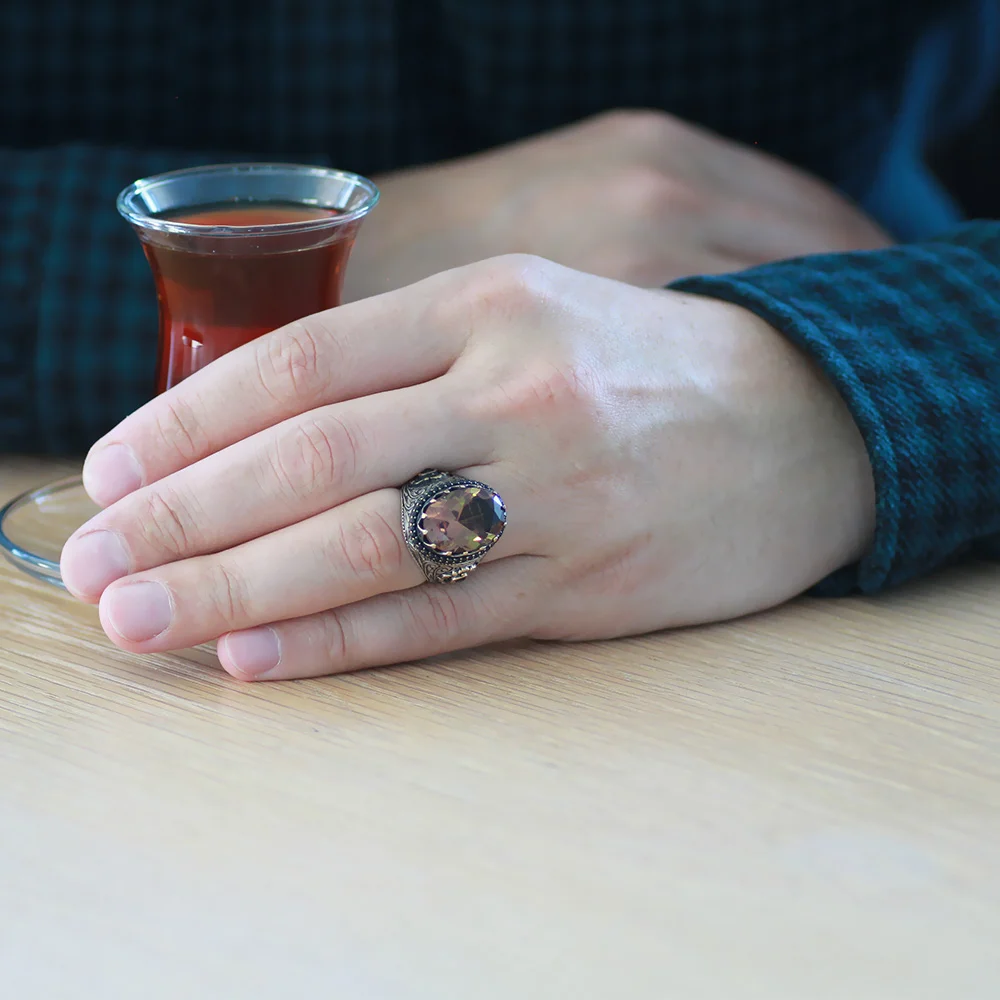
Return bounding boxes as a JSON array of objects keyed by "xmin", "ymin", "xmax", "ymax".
[
  {"xmin": 83, "ymin": 442, "xmax": 144, "ymax": 507},
  {"xmin": 105, "ymin": 581, "xmax": 173, "ymax": 643},
  {"xmin": 61, "ymin": 530, "xmax": 131, "ymax": 597},
  {"xmin": 222, "ymin": 627, "xmax": 281, "ymax": 678}
]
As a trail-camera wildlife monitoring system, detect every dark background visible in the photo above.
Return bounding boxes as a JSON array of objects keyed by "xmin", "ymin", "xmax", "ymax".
[{"xmin": 932, "ymin": 84, "xmax": 1000, "ymax": 218}]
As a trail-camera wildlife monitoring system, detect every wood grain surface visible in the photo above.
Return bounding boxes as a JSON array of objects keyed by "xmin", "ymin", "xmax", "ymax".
[{"xmin": 2, "ymin": 456, "xmax": 999, "ymax": 999}]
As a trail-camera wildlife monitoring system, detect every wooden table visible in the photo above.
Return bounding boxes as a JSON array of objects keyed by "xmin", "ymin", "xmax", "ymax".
[{"xmin": 2, "ymin": 456, "xmax": 1000, "ymax": 999}]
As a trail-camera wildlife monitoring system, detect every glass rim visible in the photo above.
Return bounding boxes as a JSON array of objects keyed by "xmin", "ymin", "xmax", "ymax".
[
  {"xmin": 0, "ymin": 475, "xmax": 87, "ymax": 589},
  {"xmin": 116, "ymin": 162, "xmax": 380, "ymax": 238}
]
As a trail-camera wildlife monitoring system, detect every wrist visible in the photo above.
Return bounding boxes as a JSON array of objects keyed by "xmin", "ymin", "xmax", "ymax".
[{"xmin": 682, "ymin": 293, "xmax": 877, "ymax": 582}]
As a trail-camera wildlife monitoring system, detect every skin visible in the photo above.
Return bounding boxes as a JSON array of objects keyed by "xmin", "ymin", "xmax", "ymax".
[
  {"xmin": 344, "ymin": 110, "xmax": 890, "ymax": 300},
  {"xmin": 62, "ymin": 258, "xmax": 876, "ymax": 680},
  {"xmin": 61, "ymin": 109, "xmax": 886, "ymax": 680}
]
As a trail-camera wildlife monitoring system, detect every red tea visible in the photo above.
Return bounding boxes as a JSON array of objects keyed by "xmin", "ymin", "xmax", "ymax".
[{"xmin": 143, "ymin": 202, "xmax": 356, "ymax": 393}]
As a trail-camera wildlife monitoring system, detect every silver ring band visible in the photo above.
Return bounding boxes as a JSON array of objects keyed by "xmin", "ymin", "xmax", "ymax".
[{"xmin": 400, "ymin": 470, "xmax": 507, "ymax": 584}]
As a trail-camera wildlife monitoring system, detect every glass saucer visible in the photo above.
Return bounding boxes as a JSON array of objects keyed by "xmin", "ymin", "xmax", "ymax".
[{"xmin": 0, "ymin": 475, "xmax": 100, "ymax": 588}]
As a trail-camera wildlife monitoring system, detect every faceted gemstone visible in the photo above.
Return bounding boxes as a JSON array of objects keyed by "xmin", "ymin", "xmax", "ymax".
[{"xmin": 418, "ymin": 486, "xmax": 505, "ymax": 555}]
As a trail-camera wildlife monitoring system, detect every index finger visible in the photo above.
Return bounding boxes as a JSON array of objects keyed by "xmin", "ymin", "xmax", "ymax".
[{"xmin": 82, "ymin": 267, "xmax": 470, "ymax": 507}]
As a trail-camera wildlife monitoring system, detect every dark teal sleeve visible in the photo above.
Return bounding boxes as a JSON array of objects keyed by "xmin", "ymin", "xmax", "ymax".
[
  {"xmin": 671, "ymin": 221, "xmax": 1000, "ymax": 595},
  {"xmin": 0, "ymin": 144, "xmax": 260, "ymax": 456}
]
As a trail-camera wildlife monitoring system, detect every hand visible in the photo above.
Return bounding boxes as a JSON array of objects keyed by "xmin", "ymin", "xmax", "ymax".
[
  {"xmin": 62, "ymin": 256, "xmax": 875, "ymax": 680},
  {"xmin": 345, "ymin": 110, "xmax": 890, "ymax": 299}
]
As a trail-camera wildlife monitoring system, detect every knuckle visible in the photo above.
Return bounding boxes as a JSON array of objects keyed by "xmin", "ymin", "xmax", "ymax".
[
  {"xmin": 451, "ymin": 254, "xmax": 557, "ymax": 322},
  {"xmin": 209, "ymin": 561, "xmax": 253, "ymax": 624},
  {"xmin": 154, "ymin": 394, "xmax": 205, "ymax": 465},
  {"xmin": 135, "ymin": 487, "xmax": 198, "ymax": 557},
  {"xmin": 492, "ymin": 252, "xmax": 558, "ymax": 302},
  {"xmin": 334, "ymin": 507, "xmax": 406, "ymax": 583},
  {"xmin": 472, "ymin": 357, "xmax": 600, "ymax": 427},
  {"xmin": 268, "ymin": 414, "xmax": 360, "ymax": 498},
  {"xmin": 593, "ymin": 107, "xmax": 677, "ymax": 144},
  {"xmin": 256, "ymin": 317, "xmax": 332, "ymax": 405},
  {"xmin": 611, "ymin": 165, "xmax": 699, "ymax": 218},
  {"xmin": 407, "ymin": 587, "xmax": 463, "ymax": 643},
  {"xmin": 320, "ymin": 611, "xmax": 351, "ymax": 662}
]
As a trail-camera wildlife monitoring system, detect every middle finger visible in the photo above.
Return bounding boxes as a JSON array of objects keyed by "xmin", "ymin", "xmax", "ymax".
[{"xmin": 61, "ymin": 378, "xmax": 489, "ymax": 601}]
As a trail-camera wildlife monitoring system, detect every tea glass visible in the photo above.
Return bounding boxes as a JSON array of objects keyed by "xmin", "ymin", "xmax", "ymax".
[{"xmin": 0, "ymin": 163, "xmax": 379, "ymax": 587}]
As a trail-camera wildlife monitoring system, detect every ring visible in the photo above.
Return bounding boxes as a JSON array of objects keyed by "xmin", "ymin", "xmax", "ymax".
[{"xmin": 400, "ymin": 470, "xmax": 507, "ymax": 584}]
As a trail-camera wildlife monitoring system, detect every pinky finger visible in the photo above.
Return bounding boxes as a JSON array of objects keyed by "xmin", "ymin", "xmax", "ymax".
[{"xmin": 217, "ymin": 555, "xmax": 548, "ymax": 681}]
